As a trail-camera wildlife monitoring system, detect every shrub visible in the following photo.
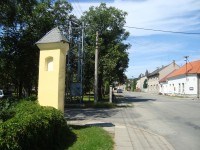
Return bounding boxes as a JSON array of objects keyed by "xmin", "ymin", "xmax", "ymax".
[
  {"xmin": 143, "ymin": 79, "xmax": 148, "ymax": 89},
  {"xmin": 22, "ymin": 95, "xmax": 37, "ymax": 102},
  {"xmin": 0, "ymin": 98, "xmax": 17, "ymax": 122},
  {"xmin": 0, "ymin": 101, "xmax": 75, "ymax": 150},
  {"xmin": 104, "ymin": 81, "xmax": 110, "ymax": 95}
]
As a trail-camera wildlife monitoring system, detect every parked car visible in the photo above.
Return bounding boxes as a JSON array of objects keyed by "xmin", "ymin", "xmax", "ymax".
[
  {"xmin": 0, "ymin": 90, "xmax": 4, "ymax": 99},
  {"xmin": 117, "ymin": 89, "xmax": 123, "ymax": 93}
]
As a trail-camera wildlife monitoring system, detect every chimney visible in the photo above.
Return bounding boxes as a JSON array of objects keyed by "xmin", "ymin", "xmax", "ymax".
[{"xmin": 173, "ymin": 60, "xmax": 175, "ymax": 67}]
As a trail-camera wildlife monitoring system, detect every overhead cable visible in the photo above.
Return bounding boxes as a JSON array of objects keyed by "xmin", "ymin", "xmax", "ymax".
[{"xmin": 124, "ymin": 26, "xmax": 200, "ymax": 35}]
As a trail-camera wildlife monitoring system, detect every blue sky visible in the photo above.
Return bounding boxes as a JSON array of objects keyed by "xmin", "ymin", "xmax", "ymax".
[{"xmin": 69, "ymin": 0, "xmax": 200, "ymax": 79}]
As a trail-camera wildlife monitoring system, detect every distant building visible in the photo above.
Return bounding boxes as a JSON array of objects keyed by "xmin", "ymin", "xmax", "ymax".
[
  {"xmin": 147, "ymin": 60, "xmax": 180, "ymax": 93},
  {"xmin": 159, "ymin": 70, "xmax": 177, "ymax": 94},
  {"xmin": 159, "ymin": 60, "xmax": 200, "ymax": 98},
  {"xmin": 136, "ymin": 74, "xmax": 147, "ymax": 92}
]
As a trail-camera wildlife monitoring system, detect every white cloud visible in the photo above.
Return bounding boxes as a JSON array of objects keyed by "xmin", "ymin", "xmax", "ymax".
[
  {"xmin": 71, "ymin": 0, "xmax": 200, "ymax": 36},
  {"xmin": 70, "ymin": 0, "xmax": 200, "ymax": 78},
  {"xmin": 123, "ymin": 0, "xmax": 200, "ymax": 36},
  {"xmin": 128, "ymin": 41, "xmax": 182, "ymax": 55},
  {"xmin": 125, "ymin": 35, "xmax": 200, "ymax": 78}
]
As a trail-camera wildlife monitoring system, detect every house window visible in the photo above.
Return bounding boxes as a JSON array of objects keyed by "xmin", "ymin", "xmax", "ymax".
[
  {"xmin": 178, "ymin": 83, "xmax": 181, "ymax": 93},
  {"xmin": 173, "ymin": 84, "xmax": 175, "ymax": 92},
  {"xmin": 45, "ymin": 57, "xmax": 53, "ymax": 71},
  {"xmin": 182, "ymin": 83, "xmax": 184, "ymax": 93}
]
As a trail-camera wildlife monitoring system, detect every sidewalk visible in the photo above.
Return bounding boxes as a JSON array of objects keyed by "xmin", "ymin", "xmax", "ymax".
[{"xmin": 65, "ymin": 109, "xmax": 175, "ymax": 150}]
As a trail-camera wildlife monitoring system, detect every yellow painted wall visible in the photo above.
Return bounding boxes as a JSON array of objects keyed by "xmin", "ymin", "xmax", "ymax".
[{"xmin": 37, "ymin": 42, "xmax": 69, "ymax": 113}]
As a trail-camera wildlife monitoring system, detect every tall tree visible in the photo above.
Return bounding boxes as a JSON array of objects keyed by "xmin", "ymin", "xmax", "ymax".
[
  {"xmin": 0, "ymin": 0, "xmax": 73, "ymax": 97},
  {"xmin": 143, "ymin": 79, "xmax": 148, "ymax": 89},
  {"xmin": 81, "ymin": 3, "xmax": 130, "ymax": 99}
]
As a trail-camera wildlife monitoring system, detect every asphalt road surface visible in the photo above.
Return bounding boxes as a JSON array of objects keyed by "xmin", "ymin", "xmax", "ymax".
[{"xmin": 122, "ymin": 91, "xmax": 200, "ymax": 150}]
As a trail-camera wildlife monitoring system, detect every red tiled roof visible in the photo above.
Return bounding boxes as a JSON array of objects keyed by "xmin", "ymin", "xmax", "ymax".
[
  {"xmin": 159, "ymin": 69, "xmax": 177, "ymax": 83},
  {"xmin": 167, "ymin": 60, "xmax": 200, "ymax": 79}
]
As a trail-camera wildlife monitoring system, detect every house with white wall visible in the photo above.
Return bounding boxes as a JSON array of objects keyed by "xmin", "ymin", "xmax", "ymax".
[
  {"xmin": 159, "ymin": 60, "xmax": 200, "ymax": 98},
  {"xmin": 159, "ymin": 70, "xmax": 176, "ymax": 94}
]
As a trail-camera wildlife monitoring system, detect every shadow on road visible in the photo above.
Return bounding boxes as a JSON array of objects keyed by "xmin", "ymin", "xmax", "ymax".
[
  {"xmin": 84, "ymin": 122, "xmax": 115, "ymax": 127},
  {"xmin": 126, "ymin": 96, "xmax": 156, "ymax": 102},
  {"xmin": 65, "ymin": 108, "xmax": 120, "ymax": 121},
  {"xmin": 65, "ymin": 95, "xmax": 156, "ymax": 121},
  {"xmin": 116, "ymin": 94, "xmax": 156, "ymax": 103}
]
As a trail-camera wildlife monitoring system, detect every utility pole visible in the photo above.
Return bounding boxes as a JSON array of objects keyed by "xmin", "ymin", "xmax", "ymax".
[
  {"xmin": 184, "ymin": 56, "xmax": 189, "ymax": 77},
  {"xmin": 81, "ymin": 22, "xmax": 84, "ymax": 102},
  {"xmin": 66, "ymin": 21, "xmax": 72, "ymax": 100},
  {"xmin": 94, "ymin": 31, "xmax": 99, "ymax": 103},
  {"xmin": 184, "ymin": 56, "xmax": 189, "ymax": 96}
]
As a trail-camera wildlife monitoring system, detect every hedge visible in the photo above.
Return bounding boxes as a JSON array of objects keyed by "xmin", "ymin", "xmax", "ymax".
[
  {"xmin": 0, "ymin": 101, "xmax": 74, "ymax": 150},
  {"xmin": 0, "ymin": 98, "xmax": 16, "ymax": 123}
]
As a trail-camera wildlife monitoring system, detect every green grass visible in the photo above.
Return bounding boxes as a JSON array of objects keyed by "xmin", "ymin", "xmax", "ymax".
[
  {"xmin": 82, "ymin": 94, "xmax": 114, "ymax": 108},
  {"xmin": 83, "ymin": 94, "xmax": 109, "ymax": 102},
  {"xmin": 83, "ymin": 94, "xmax": 94, "ymax": 101},
  {"xmin": 67, "ymin": 126, "xmax": 114, "ymax": 150},
  {"xmin": 67, "ymin": 94, "xmax": 134, "ymax": 108}
]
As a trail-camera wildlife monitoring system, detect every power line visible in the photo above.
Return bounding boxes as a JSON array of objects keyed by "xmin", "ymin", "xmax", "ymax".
[
  {"xmin": 69, "ymin": 0, "xmax": 82, "ymax": 17},
  {"xmin": 75, "ymin": 0, "xmax": 84, "ymax": 14},
  {"xmin": 124, "ymin": 26, "xmax": 200, "ymax": 35},
  {"xmin": 70, "ymin": 0, "xmax": 83, "ymax": 17}
]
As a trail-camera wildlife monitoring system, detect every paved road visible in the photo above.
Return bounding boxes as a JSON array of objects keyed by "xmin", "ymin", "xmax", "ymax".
[
  {"xmin": 65, "ymin": 91, "xmax": 200, "ymax": 150},
  {"xmin": 123, "ymin": 91, "xmax": 200, "ymax": 150}
]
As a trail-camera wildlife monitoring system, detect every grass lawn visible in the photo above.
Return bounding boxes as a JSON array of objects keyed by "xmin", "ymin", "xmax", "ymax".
[
  {"xmin": 83, "ymin": 94, "xmax": 109, "ymax": 102},
  {"xmin": 83, "ymin": 94, "xmax": 94, "ymax": 101},
  {"xmin": 67, "ymin": 126, "xmax": 114, "ymax": 150}
]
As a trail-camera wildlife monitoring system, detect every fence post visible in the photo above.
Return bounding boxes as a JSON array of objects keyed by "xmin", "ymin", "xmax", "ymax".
[{"xmin": 109, "ymin": 85, "xmax": 112, "ymax": 103}]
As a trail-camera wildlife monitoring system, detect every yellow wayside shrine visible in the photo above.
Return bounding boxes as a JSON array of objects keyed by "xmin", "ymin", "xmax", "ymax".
[{"xmin": 36, "ymin": 27, "xmax": 69, "ymax": 113}]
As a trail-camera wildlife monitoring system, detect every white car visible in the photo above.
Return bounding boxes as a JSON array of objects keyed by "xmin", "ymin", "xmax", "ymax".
[{"xmin": 0, "ymin": 90, "xmax": 4, "ymax": 98}]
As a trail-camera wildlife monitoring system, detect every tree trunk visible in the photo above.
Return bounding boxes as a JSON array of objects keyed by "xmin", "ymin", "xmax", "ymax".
[
  {"xmin": 98, "ymin": 73, "xmax": 103, "ymax": 101},
  {"xmin": 18, "ymin": 81, "xmax": 23, "ymax": 98}
]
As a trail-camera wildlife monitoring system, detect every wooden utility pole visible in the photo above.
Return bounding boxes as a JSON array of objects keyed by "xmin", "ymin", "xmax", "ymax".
[
  {"xmin": 184, "ymin": 56, "xmax": 189, "ymax": 76},
  {"xmin": 94, "ymin": 31, "xmax": 99, "ymax": 103}
]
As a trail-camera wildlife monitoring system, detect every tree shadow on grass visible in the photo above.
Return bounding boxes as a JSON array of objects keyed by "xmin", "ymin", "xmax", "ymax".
[{"xmin": 64, "ymin": 126, "xmax": 77, "ymax": 150}]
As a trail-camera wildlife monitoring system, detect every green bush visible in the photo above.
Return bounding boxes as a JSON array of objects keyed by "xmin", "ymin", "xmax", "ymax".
[
  {"xmin": 22, "ymin": 95, "xmax": 37, "ymax": 102},
  {"xmin": 104, "ymin": 81, "xmax": 110, "ymax": 95},
  {"xmin": 0, "ymin": 98, "xmax": 17, "ymax": 123},
  {"xmin": 143, "ymin": 79, "xmax": 148, "ymax": 89},
  {"xmin": 0, "ymin": 101, "xmax": 75, "ymax": 150}
]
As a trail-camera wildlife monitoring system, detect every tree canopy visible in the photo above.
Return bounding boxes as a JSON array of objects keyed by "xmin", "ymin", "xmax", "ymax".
[
  {"xmin": 0, "ymin": 0, "xmax": 73, "ymax": 97},
  {"xmin": 0, "ymin": 1, "xmax": 130, "ymax": 100},
  {"xmin": 81, "ymin": 3, "xmax": 130, "ymax": 96}
]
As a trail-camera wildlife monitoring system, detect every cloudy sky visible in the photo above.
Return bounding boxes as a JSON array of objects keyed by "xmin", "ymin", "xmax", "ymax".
[{"xmin": 69, "ymin": 0, "xmax": 200, "ymax": 78}]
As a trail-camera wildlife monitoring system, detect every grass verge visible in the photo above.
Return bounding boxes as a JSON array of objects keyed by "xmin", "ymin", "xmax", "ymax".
[{"xmin": 67, "ymin": 126, "xmax": 114, "ymax": 150}]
